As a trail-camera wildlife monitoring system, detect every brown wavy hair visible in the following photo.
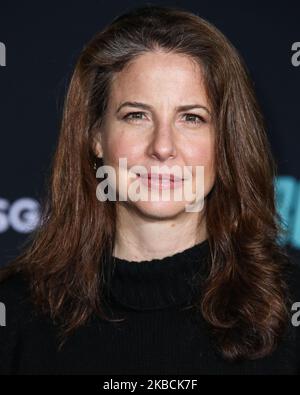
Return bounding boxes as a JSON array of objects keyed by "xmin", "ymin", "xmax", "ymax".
[{"xmin": 0, "ymin": 4, "xmax": 291, "ymax": 361}]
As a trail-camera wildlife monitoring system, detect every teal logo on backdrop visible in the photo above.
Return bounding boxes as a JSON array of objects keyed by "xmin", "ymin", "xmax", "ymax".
[{"xmin": 276, "ymin": 176, "xmax": 300, "ymax": 249}]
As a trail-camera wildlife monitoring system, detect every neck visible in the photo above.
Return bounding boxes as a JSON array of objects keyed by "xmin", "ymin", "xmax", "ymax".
[
  {"xmin": 109, "ymin": 237, "xmax": 211, "ymax": 310},
  {"xmin": 112, "ymin": 203, "xmax": 207, "ymax": 262}
]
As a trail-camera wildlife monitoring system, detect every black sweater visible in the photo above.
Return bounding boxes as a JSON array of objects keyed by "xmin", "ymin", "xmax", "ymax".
[{"xmin": 0, "ymin": 239, "xmax": 300, "ymax": 375}]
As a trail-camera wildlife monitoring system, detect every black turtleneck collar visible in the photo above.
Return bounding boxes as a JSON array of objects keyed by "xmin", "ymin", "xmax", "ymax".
[{"xmin": 107, "ymin": 239, "xmax": 211, "ymax": 311}]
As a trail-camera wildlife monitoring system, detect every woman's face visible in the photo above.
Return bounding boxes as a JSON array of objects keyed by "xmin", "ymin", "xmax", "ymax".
[{"xmin": 94, "ymin": 51, "xmax": 215, "ymax": 219}]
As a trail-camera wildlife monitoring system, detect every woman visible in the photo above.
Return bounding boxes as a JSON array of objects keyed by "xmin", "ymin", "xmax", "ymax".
[{"xmin": 0, "ymin": 5, "xmax": 299, "ymax": 375}]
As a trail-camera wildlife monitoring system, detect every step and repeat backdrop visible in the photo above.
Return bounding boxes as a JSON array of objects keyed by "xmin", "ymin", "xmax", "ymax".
[{"xmin": 0, "ymin": 1, "xmax": 299, "ymax": 265}]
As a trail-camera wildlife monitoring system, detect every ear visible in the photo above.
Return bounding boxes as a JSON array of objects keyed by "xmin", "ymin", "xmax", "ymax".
[{"xmin": 92, "ymin": 129, "xmax": 103, "ymax": 158}]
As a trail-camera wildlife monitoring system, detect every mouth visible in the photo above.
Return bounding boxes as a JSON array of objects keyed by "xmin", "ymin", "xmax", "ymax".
[
  {"xmin": 135, "ymin": 172, "xmax": 188, "ymax": 190},
  {"xmin": 136, "ymin": 173, "xmax": 186, "ymax": 182}
]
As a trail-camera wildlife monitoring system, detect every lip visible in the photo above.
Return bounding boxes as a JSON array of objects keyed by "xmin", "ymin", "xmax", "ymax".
[
  {"xmin": 136, "ymin": 172, "xmax": 185, "ymax": 190},
  {"xmin": 136, "ymin": 173, "xmax": 185, "ymax": 182}
]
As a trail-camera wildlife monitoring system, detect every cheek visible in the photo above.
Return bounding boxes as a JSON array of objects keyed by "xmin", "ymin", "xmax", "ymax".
[
  {"xmin": 189, "ymin": 139, "xmax": 215, "ymax": 191},
  {"xmin": 189, "ymin": 138, "xmax": 215, "ymax": 169},
  {"xmin": 105, "ymin": 134, "xmax": 143, "ymax": 168}
]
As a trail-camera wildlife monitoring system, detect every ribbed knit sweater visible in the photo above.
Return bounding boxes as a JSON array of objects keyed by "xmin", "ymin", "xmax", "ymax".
[{"xmin": 0, "ymin": 239, "xmax": 300, "ymax": 375}]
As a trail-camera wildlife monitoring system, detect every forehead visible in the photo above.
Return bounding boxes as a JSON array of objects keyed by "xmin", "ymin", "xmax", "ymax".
[{"xmin": 109, "ymin": 51, "xmax": 208, "ymax": 105}]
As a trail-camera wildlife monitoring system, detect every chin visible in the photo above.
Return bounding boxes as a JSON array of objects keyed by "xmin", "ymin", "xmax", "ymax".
[{"xmin": 129, "ymin": 200, "xmax": 193, "ymax": 220}]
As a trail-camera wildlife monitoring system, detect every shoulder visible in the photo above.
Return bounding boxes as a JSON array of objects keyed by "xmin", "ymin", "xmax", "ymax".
[
  {"xmin": 0, "ymin": 270, "xmax": 36, "ymax": 374},
  {"xmin": 0, "ymin": 270, "xmax": 32, "ymax": 311},
  {"xmin": 284, "ymin": 257, "xmax": 300, "ymax": 304},
  {"xmin": 284, "ymin": 258, "xmax": 300, "ymax": 354},
  {"xmin": 0, "ymin": 269, "xmax": 34, "ymax": 331}
]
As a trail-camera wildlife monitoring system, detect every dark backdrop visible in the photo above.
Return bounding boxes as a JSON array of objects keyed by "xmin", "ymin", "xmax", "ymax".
[{"xmin": 0, "ymin": 0, "xmax": 299, "ymax": 266}]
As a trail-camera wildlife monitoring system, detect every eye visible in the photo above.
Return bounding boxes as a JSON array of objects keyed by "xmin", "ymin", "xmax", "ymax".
[
  {"xmin": 123, "ymin": 112, "xmax": 148, "ymax": 122},
  {"xmin": 182, "ymin": 113, "xmax": 206, "ymax": 124},
  {"xmin": 122, "ymin": 112, "xmax": 206, "ymax": 124}
]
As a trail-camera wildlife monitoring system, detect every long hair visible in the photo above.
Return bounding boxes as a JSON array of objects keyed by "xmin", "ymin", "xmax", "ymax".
[{"xmin": 0, "ymin": 4, "xmax": 291, "ymax": 361}]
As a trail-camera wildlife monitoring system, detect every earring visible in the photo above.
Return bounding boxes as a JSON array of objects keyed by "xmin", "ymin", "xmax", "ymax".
[{"xmin": 94, "ymin": 156, "xmax": 102, "ymax": 170}]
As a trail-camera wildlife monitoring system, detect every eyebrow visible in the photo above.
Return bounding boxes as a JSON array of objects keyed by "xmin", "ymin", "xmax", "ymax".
[{"xmin": 116, "ymin": 101, "xmax": 211, "ymax": 115}]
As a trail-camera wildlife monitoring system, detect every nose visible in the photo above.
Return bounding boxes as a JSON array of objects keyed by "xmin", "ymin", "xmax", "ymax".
[{"xmin": 147, "ymin": 121, "xmax": 177, "ymax": 161}]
